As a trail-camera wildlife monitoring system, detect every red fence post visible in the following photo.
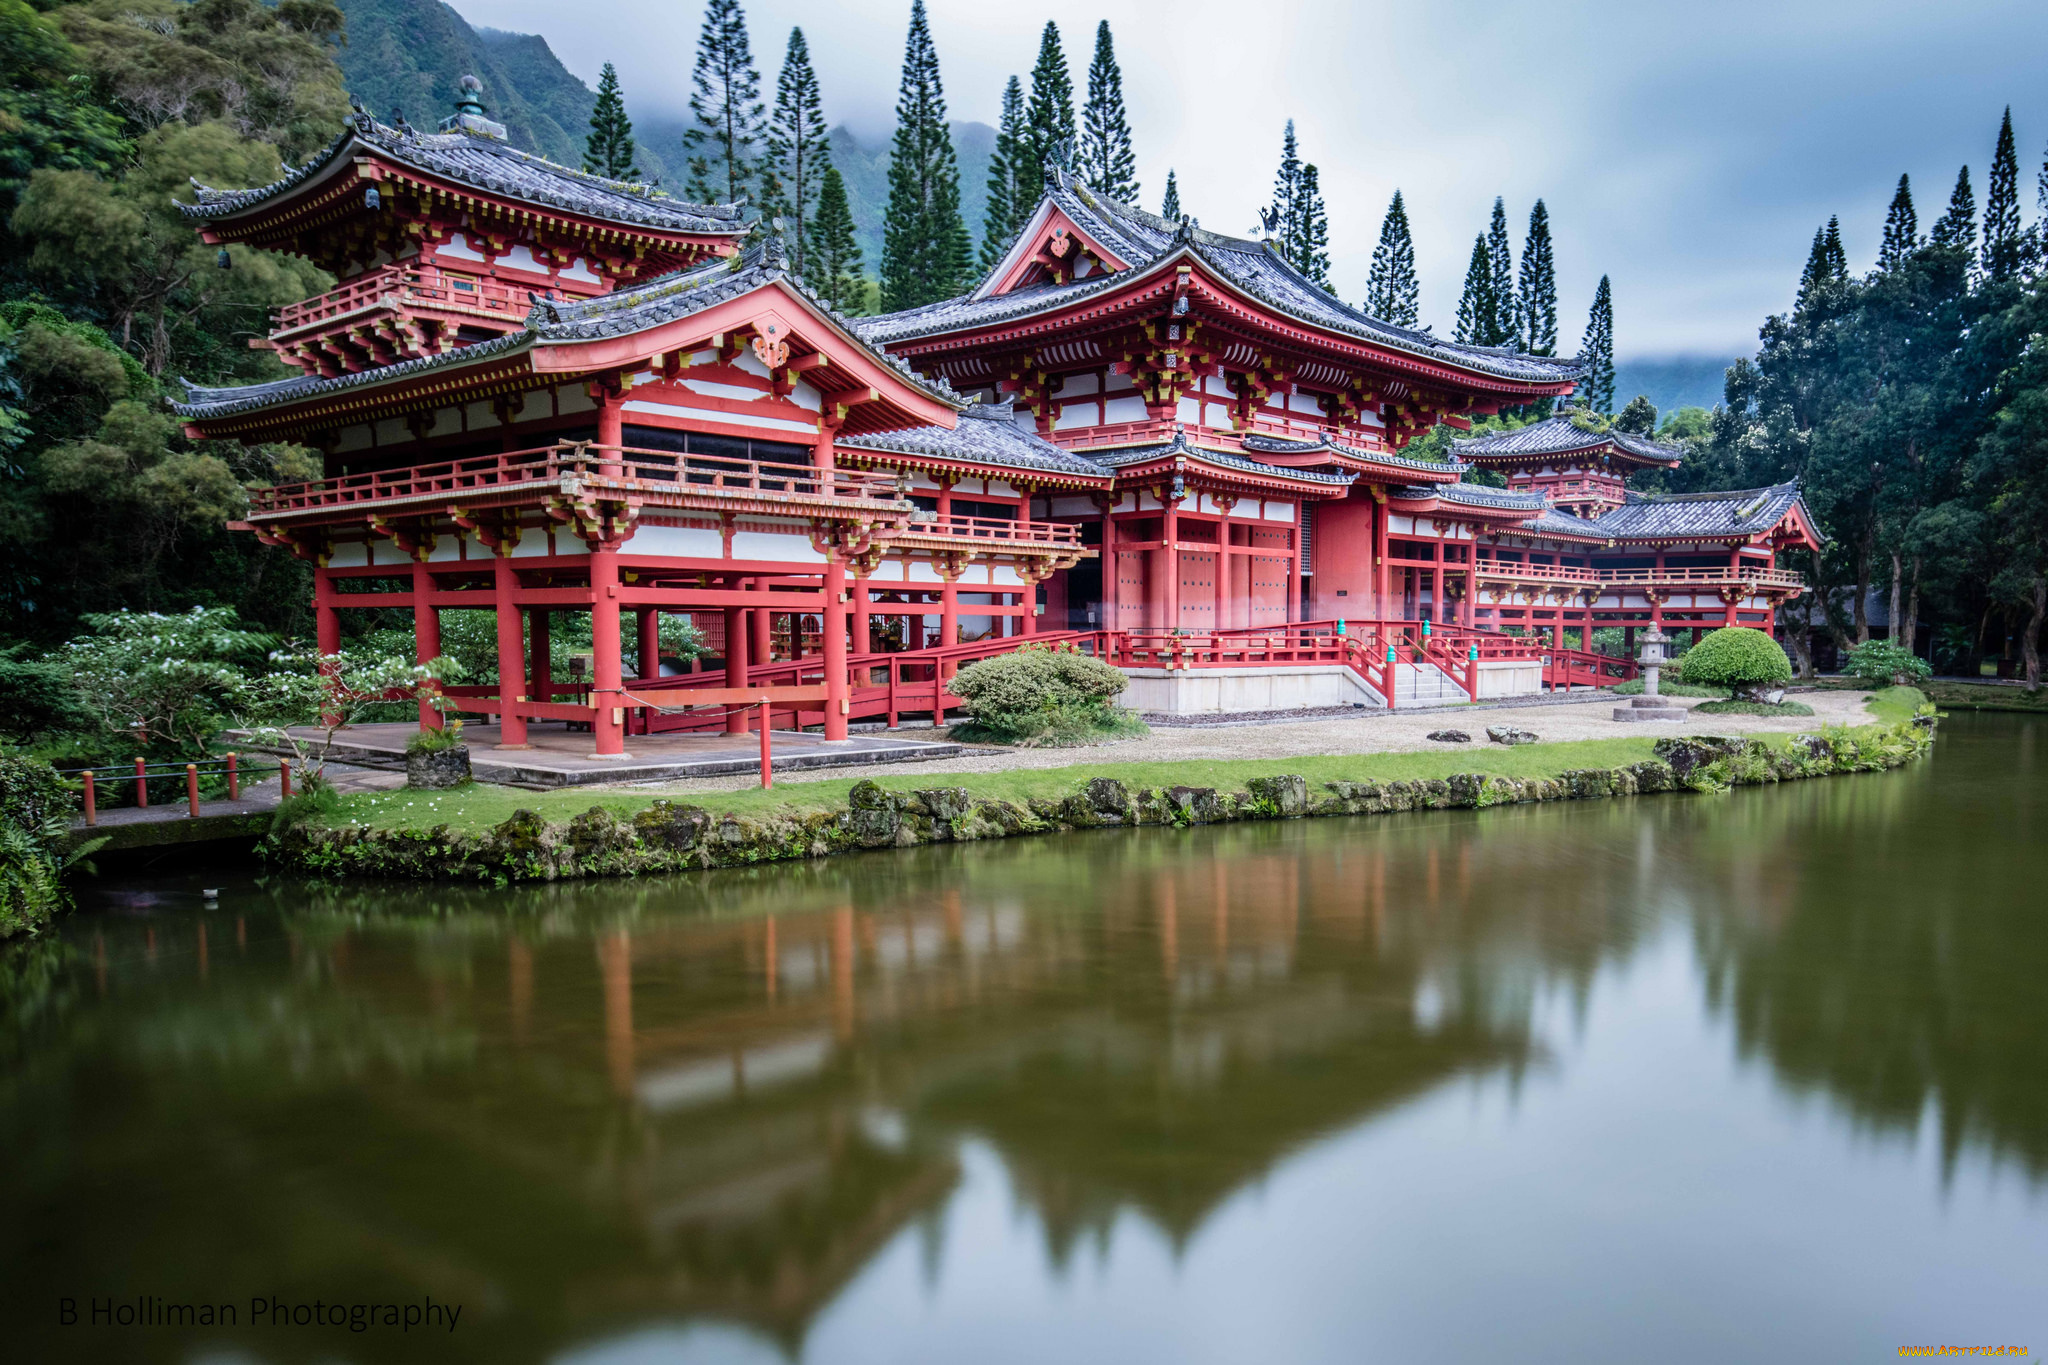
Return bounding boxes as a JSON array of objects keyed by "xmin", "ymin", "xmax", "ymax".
[
  {"xmin": 227, "ymin": 752, "xmax": 239, "ymax": 801},
  {"xmin": 758, "ymin": 699, "xmax": 773, "ymax": 789},
  {"xmin": 186, "ymin": 764, "xmax": 200, "ymax": 818},
  {"xmin": 280, "ymin": 758, "xmax": 292, "ymax": 800},
  {"xmin": 83, "ymin": 771, "xmax": 96, "ymax": 827},
  {"xmin": 134, "ymin": 756, "xmax": 148, "ymax": 808}
]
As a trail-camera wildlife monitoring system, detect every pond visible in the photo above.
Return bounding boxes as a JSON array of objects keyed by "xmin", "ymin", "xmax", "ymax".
[{"xmin": 3, "ymin": 712, "xmax": 2044, "ymax": 1363}]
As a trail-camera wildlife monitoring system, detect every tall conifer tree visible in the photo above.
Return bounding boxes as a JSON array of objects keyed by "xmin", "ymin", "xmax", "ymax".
[
  {"xmin": 1485, "ymin": 197, "xmax": 1516, "ymax": 347},
  {"xmin": 1080, "ymin": 21, "xmax": 1138, "ymax": 201},
  {"xmin": 1983, "ymin": 107, "xmax": 2023, "ymax": 280},
  {"xmin": 1286, "ymin": 163, "xmax": 1330, "ymax": 287},
  {"xmin": 1878, "ymin": 174, "xmax": 1919, "ymax": 270},
  {"xmin": 762, "ymin": 28, "xmax": 830, "ymax": 277},
  {"xmin": 1160, "ymin": 169, "xmax": 1180, "ymax": 221},
  {"xmin": 811, "ymin": 165, "xmax": 864, "ymax": 312},
  {"xmin": 1794, "ymin": 221, "xmax": 1848, "ymax": 311},
  {"xmin": 1928, "ymin": 165, "xmax": 1976, "ymax": 251},
  {"xmin": 1366, "ymin": 190, "xmax": 1419, "ymax": 327},
  {"xmin": 880, "ymin": 0, "xmax": 970, "ymax": 311},
  {"xmin": 1579, "ymin": 276, "xmax": 1615, "ymax": 413},
  {"xmin": 1268, "ymin": 120, "xmax": 1301, "ymax": 244},
  {"xmin": 1518, "ymin": 199, "xmax": 1557, "ymax": 355},
  {"xmin": 979, "ymin": 76, "xmax": 1029, "ymax": 272},
  {"xmin": 683, "ymin": 0, "xmax": 765, "ymax": 205},
  {"xmin": 1021, "ymin": 22, "xmax": 1074, "ymax": 191},
  {"xmin": 584, "ymin": 63, "xmax": 639, "ymax": 180},
  {"xmin": 1821, "ymin": 215, "xmax": 1847, "ymax": 278},
  {"xmin": 1454, "ymin": 235, "xmax": 1493, "ymax": 345}
]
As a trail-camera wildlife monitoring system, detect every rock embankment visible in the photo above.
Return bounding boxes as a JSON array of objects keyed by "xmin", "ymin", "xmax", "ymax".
[{"xmin": 263, "ymin": 725, "xmax": 1935, "ymax": 885}]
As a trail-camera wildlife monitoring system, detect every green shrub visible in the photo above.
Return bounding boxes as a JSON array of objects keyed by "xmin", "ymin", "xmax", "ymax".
[
  {"xmin": 405, "ymin": 719, "xmax": 467, "ymax": 755},
  {"xmin": 1692, "ymin": 698, "xmax": 1815, "ymax": 717},
  {"xmin": 1679, "ymin": 627, "xmax": 1792, "ymax": 689},
  {"xmin": 948, "ymin": 644, "xmax": 1146, "ymax": 746},
  {"xmin": 1843, "ymin": 640, "xmax": 1932, "ymax": 688},
  {"xmin": 0, "ymin": 756, "xmax": 91, "ymax": 940}
]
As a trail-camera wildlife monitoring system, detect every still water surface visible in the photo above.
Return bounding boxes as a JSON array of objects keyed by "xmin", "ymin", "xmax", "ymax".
[{"xmin": 4, "ymin": 713, "xmax": 2045, "ymax": 1363}]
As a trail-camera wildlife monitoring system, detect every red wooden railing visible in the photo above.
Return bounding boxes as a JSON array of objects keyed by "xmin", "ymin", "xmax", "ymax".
[
  {"xmin": 248, "ymin": 443, "xmax": 907, "ymax": 517},
  {"xmin": 272, "ymin": 264, "xmax": 539, "ymax": 336},
  {"xmin": 898, "ymin": 512, "xmax": 1084, "ymax": 548},
  {"xmin": 1472, "ymin": 558, "xmax": 1804, "ymax": 591}
]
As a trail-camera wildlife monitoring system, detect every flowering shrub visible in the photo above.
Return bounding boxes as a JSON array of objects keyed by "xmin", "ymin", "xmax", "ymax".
[{"xmin": 1842, "ymin": 640, "xmax": 1932, "ymax": 688}]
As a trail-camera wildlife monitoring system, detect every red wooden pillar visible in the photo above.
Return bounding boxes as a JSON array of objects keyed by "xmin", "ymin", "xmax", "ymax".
[
  {"xmin": 1431, "ymin": 536, "xmax": 1444, "ymax": 625},
  {"xmin": 589, "ymin": 544, "xmax": 627, "ymax": 757},
  {"xmin": 492, "ymin": 552, "xmax": 529, "ymax": 748},
  {"xmin": 752, "ymin": 585, "xmax": 773, "ymax": 664},
  {"xmin": 940, "ymin": 574, "xmax": 959, "ymax": 653},
  {"xmin": 724, "ymin": 602, "xmax": 750, "ymax": 736},
  {"xmin": 597, "ymin": 387, "xmax": 624, "ymax": 466},
  {"xmin": 1374, "ymin": 493, "xmax": 1392, "ymax": 622},
  {"xmin": 412, "ymin": 556, "xmax": 443, "ymax": 731},
  {"xmin": 853, "ymin": 577, "xmax": 872, "ymax": 655},
  {"xmin": 1216, "ymin": 504, "xmax": 1234, "ymax": 630},
  {"xmin": 823, "ymin": 554, "xmax": 849, "ymax": 741},
  {"xmin": 1164, "ymin": 496, "xmax": 1181, "ymax": 630},
  {"xmin": 1651, "ymin": 549, "xmax": 1667, "ymax": 627},
  {"xmin": 1099, "ymin": 498, "xmax": 1119, "ymax": 630},
  {"xmin": 636, "ymin": 607, "xmax": 659, "ymax": 679},
  {"xmin": 530, "ymin": 609, "xmax": 551, "ymax": 708},
  {"xmin": 1020, "ymin": 573, "xmax": 1038, "ymax": 636}
]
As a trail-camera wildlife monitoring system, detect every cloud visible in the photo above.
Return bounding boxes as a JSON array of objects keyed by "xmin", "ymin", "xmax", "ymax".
[{"xmin": 449, "ymin": 0, "xmax": 2048, "ymax": 356}]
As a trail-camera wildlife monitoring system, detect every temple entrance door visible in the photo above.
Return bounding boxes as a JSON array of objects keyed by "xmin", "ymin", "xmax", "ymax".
[
  {"xmin": 1249, "ymin": 553, "xmax": 1288, "ymax": 625},
  {"xmin": 1179, "ymin": 552, "xmax": 1215, "ymax": 632},
  {"xmin": 1115, "ymin": 549, "xmax": 1150, "ymax": 630}
]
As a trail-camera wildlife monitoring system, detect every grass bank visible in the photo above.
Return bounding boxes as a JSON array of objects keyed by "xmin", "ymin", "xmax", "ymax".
[{"xmin": 335, "ymin": 734, "xmax": 1688, "ymax": 835}]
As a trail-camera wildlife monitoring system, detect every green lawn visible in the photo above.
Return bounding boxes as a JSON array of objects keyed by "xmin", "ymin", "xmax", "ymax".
[
  {"xmin": 324, "ymin": 692, "xmax": 1918, "ymax": 837},
  {"xmin": 334, "ymin": 736, "xmax": 1701, "ymax": 835}
]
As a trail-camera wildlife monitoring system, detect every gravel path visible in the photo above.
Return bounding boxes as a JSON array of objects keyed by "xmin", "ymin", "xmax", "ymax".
[{"xmin": 613, "ymin": 689, "xmax": 1882, "ymax": 799}]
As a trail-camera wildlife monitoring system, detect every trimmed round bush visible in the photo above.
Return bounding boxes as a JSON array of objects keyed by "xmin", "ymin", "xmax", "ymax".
[
  {"xmin": 947, "ymin": 645, "xmax": 1138, "ymax": 745},
  {"xmin": 1679, "ymin": 627, "xmax": 1792, "ymax": 690}
]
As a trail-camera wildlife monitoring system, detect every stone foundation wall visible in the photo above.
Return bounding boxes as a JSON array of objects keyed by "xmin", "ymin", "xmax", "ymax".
[{"xmin": 262, "ymin": 723, "xmax": 1937, "ymax": 885}]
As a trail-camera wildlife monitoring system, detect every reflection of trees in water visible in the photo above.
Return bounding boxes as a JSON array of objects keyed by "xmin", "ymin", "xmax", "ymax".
[
  {"xmin": 1688, "ymin": 717, "xmax": 2048, "ymax": 1182},
  {"xmin": 18, "ymin": 726, "xmax": 2034, "ymax": 1363}
]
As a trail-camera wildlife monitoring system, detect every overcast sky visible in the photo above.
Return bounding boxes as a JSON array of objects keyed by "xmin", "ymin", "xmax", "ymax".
[{"xmin": 450, "ymin": 0, "xmax": 2048, "ymax": 359}]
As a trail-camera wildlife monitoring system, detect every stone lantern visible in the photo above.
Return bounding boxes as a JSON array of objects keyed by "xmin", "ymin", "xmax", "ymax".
[{"xmin": 1613, "ymin": 624, "xmax": 1686, "ymax": 722}]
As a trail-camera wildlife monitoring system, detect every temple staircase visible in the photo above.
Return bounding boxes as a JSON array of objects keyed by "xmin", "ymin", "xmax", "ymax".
[{"xmin": 1391, "ymin": 661, "xmax": 1467, "ymax": 707}]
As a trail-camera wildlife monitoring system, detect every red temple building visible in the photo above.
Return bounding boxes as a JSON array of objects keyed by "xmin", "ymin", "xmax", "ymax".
[{"xmin": 179, "ymin": 91, "xmax": 1819, "ymax": 752}]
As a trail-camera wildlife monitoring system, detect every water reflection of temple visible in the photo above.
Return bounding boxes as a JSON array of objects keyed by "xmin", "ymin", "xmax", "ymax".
[{"xmin": 19, "ymin": 742, "xmax": 2036, "ymax": 1365}]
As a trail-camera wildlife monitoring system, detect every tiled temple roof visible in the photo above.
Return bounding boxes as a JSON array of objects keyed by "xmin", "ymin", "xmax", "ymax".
[
  {"xmin": 181, "ymin": 113, "xmax": 748, "ymax": 236},
  {"xmin": 1517, "ymin": 483, "xmax": 1815, "ymax": 543},
  {"xmin": 175, "ymin": 243, "xmax": 963, "ymax": 420},
  {"xmin": 1390, "ymin": 482, "xmax": 1550, "ymax": 513},
  {"xmin": 1239, "ymin": 431, "xmax": 1467, "ymax": 477},
  {"xmin": 858, "ymin": 174, "xmax": 1583, "ymax": 389},
  {"xmin": 1452, "ymin": 415, "xmax": 1684, "ymax": 466},
  {"xmin": 839, "ymin": 404, "xmax": 1108, "ymax": 479},
  {"xmin": 1087, "ymin": 432, "xmax": 1356, "ymax": 487}
]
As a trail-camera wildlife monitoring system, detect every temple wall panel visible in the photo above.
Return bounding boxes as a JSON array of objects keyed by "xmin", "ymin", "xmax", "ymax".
[
  {"xmin": 730, "ymin": 530, "xmax": 825, "ymax": 563},
  {"xmin": 1103, "ymin": 395, "xmax": 1149, "ymax": 425},
  {"xmin": 326, "ymin": 541, "xmax": 369, "ymax": 568},
  {"xmin": 557, "ymin": 384, "xmax": 596, "ymax": 415},
  {"xmin": 1260, "ymin": 500, "xmax": 1297, "ymax": 522},
  {"xmin": 335, "ymin": 424, "xmax": 372, "ymax": 452},
  {"xmin": 511, "ymin": 526, "xmax": 553, "ymax": 557},
  {"xmin": 626, "ymin": 524, "xmax": 724, "ymax": 558},
  {"xmin": 1049, "ymin": 496, "xmax": 1098, "ymax": 517}
]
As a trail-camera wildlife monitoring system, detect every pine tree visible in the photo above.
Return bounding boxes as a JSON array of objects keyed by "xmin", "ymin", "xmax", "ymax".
[
  {"xmin": 1160, "ymin": 169, "xmax": 1180, "ymax": 221},
  {"xmin": 1794, "ymin": 223, "xmax": 1839, "ymax": 311},
  {"xmin": 1821, "ymin": 214, "xmax": 1848, "ymax": 278},
  {"xmin": 880, "ymin": 0, "xmax": 971, "ymax": 311},
  {"xmin": 762, "ymin": 28, "xmax": 830, "ymax": 278},
  {"xmin": 1454, "ymin": 235, "xmax": 1493, "ymax": 345},
  {"xmin": 1285, "ymin": 163, "xmax": 1330, "ymax": 286},
  {"xmin": 1268, "ymin": 120, "xmax": 1301, "ymax": 244},
  {"xmin": 1579, "ymin": 276, "xmax": 1615, "ymax": 413},
  {"xmin": 1613, "ymin": 395, "xmax": 1657, "ymax": 434},
  {"xmin": 811, "ymin": 165, "xmax": 864, "ymax": 313},
  {"xmin": 1365, "ymin": 190, "xmax": 1419, "ymax": 327},
  {"xmin": 584, "ymin": 63, "xmax": 639, "ymax": 180},
  {"xmin": 979, "ymin": 76, "xmax": 1030, "ymax": 272},
  {"xmin": 1517, "ymin": 199, "xmax": 1557, "ymax": 355},
  {"xmin": 1021, "ymin": 22, "xmax": 1074, "ymax": 191},
  {"xmin": 1983, "ymin": 106, "xmax": 2023, "ymax": 280},
  {"xmin": 1485, "ymin": 197, "xmax": 1516, "ymax": 348},
  {"xmin": 1079, "ymin": 21, "xmax": 1138, "ymax": 201},
  {"xmin": 683, "ymin": 0, "xmax": 766, "ymax": 205},
  {"xmin": 1928, "ymin": 165, "xmax": 1975, "ymax": 251},
  {"xmin": 1878, "ymin": 174, "xmax": 1919, "ymax": 270}
]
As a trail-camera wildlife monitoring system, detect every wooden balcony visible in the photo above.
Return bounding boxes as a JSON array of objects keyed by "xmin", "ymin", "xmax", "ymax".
[
  {"xmin": 262, "ymin": 264, "xmax": 550, "ymax": 376},
  {"xmin": 885, "ymin": 512, "xmax": 1084, "ymax": 553},
  {"xmin": 1472, "ymin": 559, "xmax": 1806, "ymax": 593},
  {"xmin": 1044, "ymin": 416, "xmax": 1395, "ymax": 456}
]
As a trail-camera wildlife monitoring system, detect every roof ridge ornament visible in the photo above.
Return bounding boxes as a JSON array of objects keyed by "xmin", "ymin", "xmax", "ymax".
[{"xmin": 440, "ymin": 75, "xmax": 507, "ymax": 140}]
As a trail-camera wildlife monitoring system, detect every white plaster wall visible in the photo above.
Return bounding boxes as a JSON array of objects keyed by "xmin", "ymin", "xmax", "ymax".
[
  {"xmin": 731, "ymin": 531, "xmax": 824, "ymax": 563},
  {"xmin": 626, "ymin": 524, "xmax": 724, "ymax": 558},
  {"xmin": 1103, "ymin": 395, "xmax": 1148, "ymax": 424},
  {"xmin": 1473, "ymin": 661, "xmax": 1544, "ymax": 699},
  {"xmin": 1122, "ymin": 665, "xmax": 1386, "ymax": 713}
]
